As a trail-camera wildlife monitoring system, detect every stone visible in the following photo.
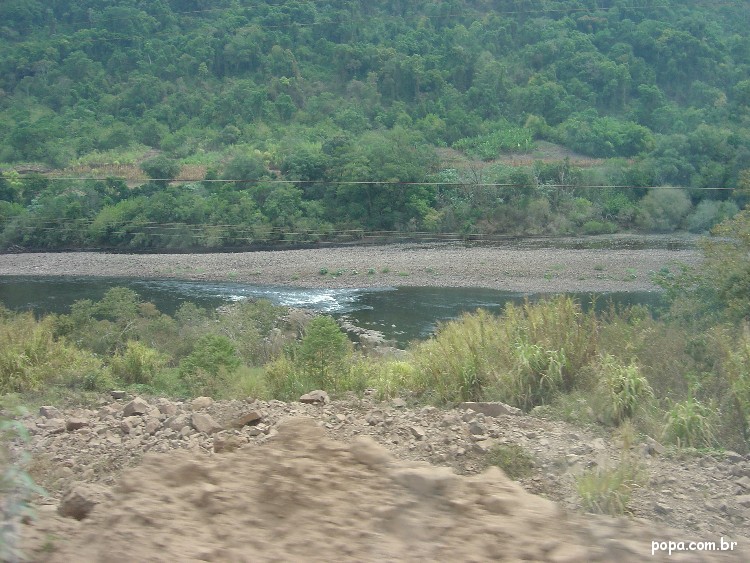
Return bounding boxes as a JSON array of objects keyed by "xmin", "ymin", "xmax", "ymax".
[
  {"xmin": 231, "ymin": 411, "xmax": 262, "ymax": 428},
  {"xmin": 736, "ymin": 495, "xmax": 750, "ymax": 508},
  {"xmin": 213, "ymin": 434, "xmax": 244, "ymax": 453},
  {"xmin": 350, "ymin": 436, "xmax": 393, "ymax": 469},
  {"xmin": 120, "ymin": 419, "xmax": 135, "ymax": 435},
  {"xmin": 65, "ymin": 418, "xmax": 89, "ymax": 432},
  {"xmin": 468, "ymin": 421, "xmax": 487, "ymax": 436},
  {"xmin": 191, "ymin": 396, "xmax": 214, "ymax": 410},
  {"xmin": 724, "ymin": 451, "xmax": 744, "ymax": 463},
  {"xmin": 643, "ymin": 436, "xmax": 665, "ymax": 456},
  {"xmin": 391, "ymin": 398, "xmax": 407, "ymax": 408},
  {"xmin": 39, "ymin": 406, "xmax": 62, "ymax": 419},
  {"xmin": 144, "ymin": 418, "xmax": 161, "ymax": 435},
  {"xmin": 110, "ymin": 390, "xmax": 127, "ymax": 400},
  {"xmin": 58, "ymin": 484, "xmax": 111, "ymax": 520},
  {"xmin": 736, "ymin": 476, "xmax": 750, "ymax": 491},
  {"xmin": 165, "ymin": 414, "xmax": 191, "ymax": 431},
  {"xmin": 43, "ymin": 419, "xmax": 67, "ymax": 434},
  {"xmin": 156, "ymin": 399, "xmax": 178, "ymax": 417},
  {"xmin": 410, "ymin": 426, "xmax": 426, "ymax": 440},
  {"xmin": 299, "ymin": 390, "xmax": 330, "ymax": 405},
  {"xmin": 459, "ymin": 401, "xmax": 522, "ymax": 417},
  {"xmin": 191, "ymin": 413, "xmax": 222, "ymax": 435},
  {"xmin": 123, "ymin": 397, "xmax": 150, "ymax": 417}
]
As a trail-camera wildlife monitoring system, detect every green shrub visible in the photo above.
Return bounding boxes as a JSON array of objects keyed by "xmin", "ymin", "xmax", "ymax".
[
  {"xmin": 298, "ymin": 316, "xmax": 351, "ymax": 390},
  {"xmin": 484, "ymin": 444, "xmax": 535, "ymax": 480},
  {"xmin": 109, "ymin": 341, "xmax": 167, "ymax": 386},
  {"xmin": 411, "ymin": 297, "xmax": 598, "ymax": 406},
  {"xmin": 576, "ymin": 463, "xmax": 640, "ymax": 516},
  {"xmin": 663, "ymin": 396, "xmax": 717, "ymax": 448},
  {"xmin": 179, "ymin": 335, "xmax": 241, "ymax": 396},
  {"xmin": 597, "ymin": 355, "xmax": 653, "ymax": 425},
  {"xmin": 0, "ymin": 312, "xmax": 103, "ymax": 394},
  {"xmin": 581, "ymin": 220, "xmax": 618, "ymax": 235},
  {"xmin": 635, "ymin": 188, "xmax": 692, "ymax": 232}
]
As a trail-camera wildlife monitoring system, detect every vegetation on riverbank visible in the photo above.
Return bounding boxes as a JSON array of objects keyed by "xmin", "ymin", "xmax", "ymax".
[{"xmin": 2, "ymin": 209, "xmax": 749, "ymax": 453}]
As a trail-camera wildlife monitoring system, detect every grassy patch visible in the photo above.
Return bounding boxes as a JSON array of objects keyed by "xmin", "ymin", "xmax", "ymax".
[{"xmin": 484, "ymin": 443, "xmax": 535, "ymax": 480}]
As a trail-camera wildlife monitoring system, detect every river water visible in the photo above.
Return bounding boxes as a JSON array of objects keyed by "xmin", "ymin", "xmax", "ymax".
[{"xmin": 0, "ymin": 276, "xmax": 664, "ymax": 346}]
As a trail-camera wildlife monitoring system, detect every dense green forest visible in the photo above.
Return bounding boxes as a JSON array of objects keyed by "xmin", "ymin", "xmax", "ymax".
[{"xmin": 1, "ymin": 0, "xmax": 749, "ymax": 249}]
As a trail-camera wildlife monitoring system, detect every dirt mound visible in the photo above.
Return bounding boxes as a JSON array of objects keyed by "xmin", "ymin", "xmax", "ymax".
[{"xmin": 13, "ymin": 416, "xmax": 740, "ymax": 562}]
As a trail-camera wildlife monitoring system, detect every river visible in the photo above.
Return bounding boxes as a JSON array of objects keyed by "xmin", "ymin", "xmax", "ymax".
[{"xmin": 0, "ymin": 276, "xmax": 664, "ymax": 346}]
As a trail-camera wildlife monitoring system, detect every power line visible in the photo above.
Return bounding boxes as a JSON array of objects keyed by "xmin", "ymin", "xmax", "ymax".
[{"xmin": 6, "ymin": 175, "xmax": 737, "ymax": 191}]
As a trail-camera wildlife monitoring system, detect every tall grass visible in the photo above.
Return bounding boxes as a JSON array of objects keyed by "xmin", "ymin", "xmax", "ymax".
[
  {"xmin": 0, "ymin": 311, "xmax": 102, "ymax": 394},
  {"xmin": 411, "ymin": 297, "xmax": 598, "ymax": 407}
]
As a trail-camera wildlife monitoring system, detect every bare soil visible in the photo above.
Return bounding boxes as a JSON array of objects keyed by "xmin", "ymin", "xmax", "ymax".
[{"xmin": 11, "ymin": 394, "xmax": 750, "ymax": 562}]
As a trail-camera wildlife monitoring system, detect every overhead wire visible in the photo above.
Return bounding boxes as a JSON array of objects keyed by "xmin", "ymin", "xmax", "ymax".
[{"xmin": 4, "ymin": 174, "xmax": 737, "ymax": 191}]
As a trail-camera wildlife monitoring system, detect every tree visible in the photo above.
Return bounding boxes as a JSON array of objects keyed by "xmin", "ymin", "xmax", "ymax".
[
  {"xmin": 140, "ymin": 156, "xmax": 181, "ymax": 188},
  {"xmin": 298, "ymin": 316, "xmax": 351, "ymax": 388}
]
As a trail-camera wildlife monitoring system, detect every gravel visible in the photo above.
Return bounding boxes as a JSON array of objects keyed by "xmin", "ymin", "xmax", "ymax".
[{"xmin": 0, "ymin": 239, "xmax": 700, "ymax": 293}]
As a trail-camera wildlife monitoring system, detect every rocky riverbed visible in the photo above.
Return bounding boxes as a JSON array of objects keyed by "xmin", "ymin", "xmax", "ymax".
[
  {"xmin": 0, "ymin": 236, "xmax": 700, "ymax": 293},
  {"xmin": 9, "ymin": 392, "xmax": 750, "ymax": 561}
]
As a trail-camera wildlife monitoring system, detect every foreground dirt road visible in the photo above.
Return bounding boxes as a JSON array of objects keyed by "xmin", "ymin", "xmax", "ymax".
[{"xmin": 15, "ymin": 395, "xmax": 750, "ymax": 562}]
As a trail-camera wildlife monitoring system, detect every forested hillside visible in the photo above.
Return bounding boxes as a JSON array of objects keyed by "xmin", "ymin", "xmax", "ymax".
[{"xmin": 1, "ymin": 0, "xmax": 749, "ymax": 249}]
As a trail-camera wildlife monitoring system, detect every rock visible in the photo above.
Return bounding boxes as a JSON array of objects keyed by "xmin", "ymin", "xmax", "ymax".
[
  {"xmin": 736, "ymin": 476, "xmax": 750, "ymax": 491},
  {"xmin": 165, "ymin": 414, "xmax": 191, "ymax": 432},
  {"xmin": 58, "ymin": 484, "xmax": 111, "ymax": 520},
  {"xmin": 391, "ymin": 398, "xmax": 407, "ymax": 408},
  {"xmin": 156, "ymin": 399, "xmax": 178, "ymax": 417},
  {"xmin": 410, "ymin": 426, "xmax": 426, "ymax": 440},
  {"xmin": 736, "ymin": 495, "xmax": 750, "ymax": 508},
  {"xmin": 39, "ymin": 406, "xmax": 62, "ymax": 419},
  {"xmin": 350, "ymin": 436, "xmax": 393, "ymax": 469},
  {"xmin": 144, "ymin": 418, "xmax": 161, "ymax": 435},
  {"xmin": 468, "ymin": 421, "xmax": 486, "ymax": 436},
  {"xmin": 191, "ymin": 413, "xmax": 222, "ymax": 435},
  {"xmin": 724, "ymin": 451, "xmax": 744, "ymax": 463},
  {"xmin": 66, "ymin": 418, "xmax": 89, "ymax": 431},
  {"xmin": 191, "ymin": 396, "xmax": 214, "ymax": 410},
  {"xmin": 213, "ymin": 434, "xmax": 244, "ymax": 453},
  {"xmin": 459, "ymin": 401, "xmax": 522, "ymax": 417},
  {"xmin": 643, "ymin": 436, "xmax": 665, "ymax": 456},
  {"xmin": 231, "ymin": 411, "xmax": 262, "ymax": 428},
  {"xmin": 120, "ymin": 419, "xmax": 135, "ymax": 435},
  {"xmin": 123, "ymin": 397, "xmax": 150, "ymax": 417},
  {"xmin": 299, "ymin": 390, "xmax": 330, "ymax": 405},
  {"xmin": 43, "ymin": 418, "xmax": 67, "ymax": 434},
  {"xmin": 110, "ymin": 390, "xmax": 127, "ymax": 400}
]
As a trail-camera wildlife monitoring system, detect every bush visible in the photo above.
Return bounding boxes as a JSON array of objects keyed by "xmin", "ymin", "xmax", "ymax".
[
  {"xmin": 179, "ymin": 335, "xmax": 241, "ymax": 396},
  {"xmin": 411, "ymin": 297, "xmax": 599, "ymax": 407},
  {"xmin": 0, "ymin": 312, "xmax": 103, "ymax": 394},
  {"xmin": 484, "ymin": 444, "xmax": 535, "ymax": 480},
  {"xmin": 298, "ymin": 316, "xmax": 351, "ymax": 390},
  {"xmin": 635, "ymin": 188, "xmax": 692, "ymax": 232},
  {"xmin": 686, "ymin": 200, "xmax": 739, "ymax": 233},
  {"xmin": 109, "ymin": 341, "xmax": 167, "ymax": 386},
  {"xmin": 663, "ymin": 396, "xmax": 717, "ymax": 448},
  {"xmin": 597, "ymin": 355, "xmax": 653, "ymax": 425}
]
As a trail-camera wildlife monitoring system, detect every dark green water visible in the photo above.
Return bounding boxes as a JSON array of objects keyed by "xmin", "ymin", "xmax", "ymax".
[{"xmin": 0, "ymin": 276, "xmax": 665, "ymax": 346}]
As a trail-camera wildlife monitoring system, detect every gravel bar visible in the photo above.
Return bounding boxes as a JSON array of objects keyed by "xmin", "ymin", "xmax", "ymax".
[{"xmin": 0, "ymin": 240, "xmax": 701, "ymax": 293}]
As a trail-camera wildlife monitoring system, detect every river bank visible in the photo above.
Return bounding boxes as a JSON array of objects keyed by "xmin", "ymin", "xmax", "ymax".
[{"xmin": 0, "ymin": 237, "xmax": 700, "ymax": 293}]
